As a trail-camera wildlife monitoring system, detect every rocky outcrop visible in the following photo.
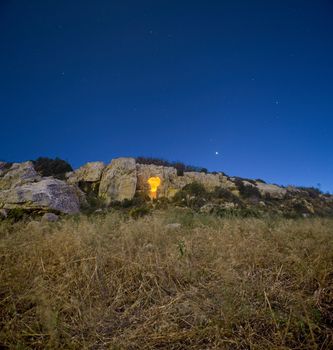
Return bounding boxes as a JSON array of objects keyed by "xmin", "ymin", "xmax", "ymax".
[
  {"xmin": 255, "ymin": 182, "xmax": 287, "ymax": 199},
  {"xmin": 168, "ymin": 172, "xmax": 237, "ymax": 198},
  {"xmin": 0, "ymin": 157, "xmax": 331, "ymax": 217},
  {"xmin": 136, "ymin": 164, "xmax": 236, "ymax": 199},
  {"xmin": 65, "ymin": 159, "xmax": 237, "ymax": 202},
  {"xmin": 0, "ymin": 162, "xmax": 12, "ymax": 176},
  {"xmin": 136, "ymin": 164, "xmax": 177, "ymax": 198},
  {"xmin": 0, "ymin": 161, "xmax": 41, "ymax": 190},
  {"xmin": 0, "ymin": 178, "xmax": 82, "ymax": 214},
  {"xmin": 66, "ymin": 161, "xmax": 105, "ymax": 195},
  {"xmin": 179, "ymin": 172, "xmax": 221, "ymax": 190},
  {"xmin": 99, "ymin": 158, "xmax": 137, "ymax": 203},
  {"xmin": 67, "ymin": 161, "xmax": 105, "ymax": 184}
]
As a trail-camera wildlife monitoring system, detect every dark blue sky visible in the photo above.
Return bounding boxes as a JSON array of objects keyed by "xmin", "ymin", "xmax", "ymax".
[{"xmin": 1, "ymin": 1, "xmax": 332, "ymax": 192}]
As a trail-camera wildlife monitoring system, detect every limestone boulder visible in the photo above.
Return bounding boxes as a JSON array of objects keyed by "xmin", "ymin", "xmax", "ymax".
[
  {"xmin": 220, "ymin": 175, "xmax": 238, "ymax": 191},
  {"xmin": 255, "ymin": 182, "xmax": 287, "ymax": 199},
  {"xmin": 99, "ymin": 158, "xmax": 137, "ymax": 203},
  {"xmin": 0, "ymin": 178, "xmax": 81, "ymax": 214},
  {"xmin": 67, "ymin": 161, "xmax": 105, "ymax": 184},
  {"xmin": 41, "ymin": 212, "xmax": 59, "ymax": 222},
  {"xmin": 0, "ymin": 208, "xmax": 8, "ymax": 218},
  {"xmin": 136, "ymin": 164, "xmax": 177, "ymax": 197},
  {"xmin": 0, "ymin": 161, "xmax": 41, "ymax": 190},
  {"xmin": 182, "ymin": 172, "xmax": 221, "ymax": 190}
]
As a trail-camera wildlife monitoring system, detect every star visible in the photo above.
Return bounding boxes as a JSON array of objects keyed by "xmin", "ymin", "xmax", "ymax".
[{"xmin": 215, "ymin": 151, "xmax": 219, "ymax": 155}]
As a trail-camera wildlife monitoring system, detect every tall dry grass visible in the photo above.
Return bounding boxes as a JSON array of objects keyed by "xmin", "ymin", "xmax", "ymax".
[{"xmin": 0, "ymin": 209, "xmax": 332, "ymax": 349}]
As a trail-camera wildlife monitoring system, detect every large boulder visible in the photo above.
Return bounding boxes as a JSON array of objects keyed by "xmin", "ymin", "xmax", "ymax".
[
  {"xmin": 255, "ymin": 182, "xmax": 287, "ymax": 199},
  {"xmin": 136, "ymin": 164, "xmax": 177, "ymax": 198},
  {"xmin": 67, "ymin": 161, "xmax": 105, "ymax": 184},
  {"xmin": 99, "ymin": 158, "xmax": 137, "ymax": 203},
  {"xmin": 181, "ymin": 172, "xmax": 221, "ymax": 190},
  {"xmin": 66, "ymin": 161, "xmax": 105, "ymax": 195},
  {"xmin": 41, "ymin": 212, "xmax": 59, "ymax": 222},
  {"xmin": 0, "ymin": 178, "xmax": 82, "ymax": 214},
  {"xmin": 0, "ymin": 161, "xmax": 41, "ymax": 190}
]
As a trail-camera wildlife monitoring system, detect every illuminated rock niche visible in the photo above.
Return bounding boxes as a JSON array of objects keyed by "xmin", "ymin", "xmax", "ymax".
[{"xmin": 147, "ymin": 176, "xmax": 161, "ymax": 199}]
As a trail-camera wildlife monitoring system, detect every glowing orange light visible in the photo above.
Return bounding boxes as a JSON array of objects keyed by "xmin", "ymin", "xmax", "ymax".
[{"xmin": 147, "ymin": 177, "xmax": 161, "ymax": 199}]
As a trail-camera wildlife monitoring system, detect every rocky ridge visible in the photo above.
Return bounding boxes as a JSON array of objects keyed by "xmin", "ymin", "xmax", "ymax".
[{"xmin": 0, "ymin": 157, "xmax": 332, "ymax": 218}]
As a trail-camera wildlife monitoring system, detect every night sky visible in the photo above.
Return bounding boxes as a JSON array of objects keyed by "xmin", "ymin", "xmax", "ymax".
[{"xmin": 1, "ymin": 1, "xmax": 332, "ymax": 192}]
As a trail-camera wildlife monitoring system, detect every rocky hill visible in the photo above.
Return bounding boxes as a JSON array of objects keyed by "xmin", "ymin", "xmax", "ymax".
[{"xmin": 0, "ymin": 157, "xmax": 332, "ymax": 220}]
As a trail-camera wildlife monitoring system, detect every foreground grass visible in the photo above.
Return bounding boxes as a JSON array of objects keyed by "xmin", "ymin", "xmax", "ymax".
[{"xmin": 0, "ymin": 210, "xmax": 332, "ymax": 349}]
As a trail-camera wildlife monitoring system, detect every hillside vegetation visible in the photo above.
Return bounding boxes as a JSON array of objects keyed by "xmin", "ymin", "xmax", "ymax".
[{"xmin": 0, "ymin": 210, "xmax": 332, "ymax": 349}]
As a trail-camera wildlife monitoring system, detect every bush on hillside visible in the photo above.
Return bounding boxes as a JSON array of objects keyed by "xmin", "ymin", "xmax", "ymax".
[
  {"xmin": 180, "ymin": 182, "xmax": 208, "ymax": 197},
  {"xmin": 136, "ymin": 157, "xmax": 208, "ymax": 176},
  {"xmin": 235, "ymin": 179, "xmax": 262, "ymax": 200},
  {"xmin": 0, "ymin": 162, "xmax": 13, "ymax": 172},
  {"xmin": 298, "ymin": 187, "xmax": 322, "ymax": 199},
  {"xmin": 212, "ymin": 187, "xmax": 241, "ymax": 204},
  {"xmin": 129, "ymin": 206, "xmax": 151, "ymax": 219},
  {"xmin": 215, "ymin": 206, "xmax": 263, "ymax": 218},
  {"xmin": 33, "ymin": 157, "xmax": 73, "ymax": 179},
  {"xmin": 173, "ymin": 182, "xmax": 209, "ymax": 209}
]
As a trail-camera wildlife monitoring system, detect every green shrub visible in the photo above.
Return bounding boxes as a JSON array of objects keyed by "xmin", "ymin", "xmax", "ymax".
[
  {"xmin": 83, "ymin": 194, "xmax": 105, "ymax": 212},
  {"xmin": 6, "ymin": 208, "xmax": 27, "ymax": 222},
  {"xmin": 154, "ymin": 197, "xmax": 170, "ymax": 210},
  {"xmin": 215, "ymin": 207, "xmax": 263, "ymax": 218},
  {"xmin": 129, "ymin": 206, "xmax": 150, "ymax": 219},
  {"xmin": 298, "ymin": 187, "xmax": 322, "ymax": 199},
  {"xmin": 181, "ymin": 182, "xmax": 208, "ymax": 197},
  {"xmin": 135, "ymin": 157, "xmax": 209, "ymax": 176},
  {"xmin": 110, "ymin": 199, "xmax": 133, "ymax": 209},
  {"xmin": 33, "ymin": 157, "xmax": 72, "ymax": 179},
  {"xmin": 235, "ymin": 180, "xmax": 262, "ymax": 200},
  {"xmin": 173, "ymin": 162, "xmax": 185, "ymax": 176},
  {"xmin": 132, "ymin": 193, "xmax": 151, "ymax": 205},
  {"xmin": 173, "ymin": 182, "xmax": 209, "ymax": 209},
  {"xmin": 0, "ymin": 162, "xmax": 13, "ymax": 172},
  {"xmin": 110, "ymin": 194, "xmax": 150, "ymax": 210},
  {"xmin": 212, "ymin": 187, "xmax": 242, "ymax": 204}
]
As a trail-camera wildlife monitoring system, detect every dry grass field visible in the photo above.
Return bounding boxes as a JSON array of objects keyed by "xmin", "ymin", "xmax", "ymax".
[{"xmin": 0, "ymin": 210, "xmax": 332, "ymax": 349}]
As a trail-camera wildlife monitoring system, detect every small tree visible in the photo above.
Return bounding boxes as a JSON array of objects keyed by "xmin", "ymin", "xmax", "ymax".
[{"xmin": 33, "ymin": 157, "xmax": 73, "ymax": 179}]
